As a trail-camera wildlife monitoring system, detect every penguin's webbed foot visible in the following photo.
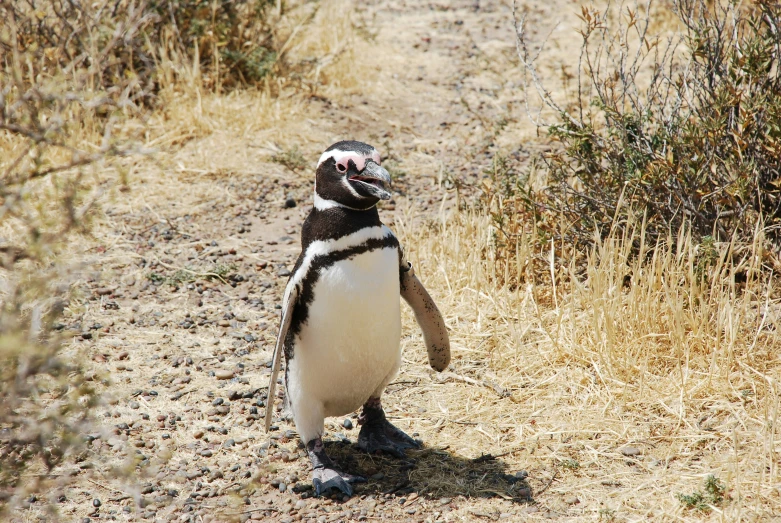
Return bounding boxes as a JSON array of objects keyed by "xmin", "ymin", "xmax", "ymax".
[
  {"xmin": 307, "ymin": 438, "xmax": 365, "ymax": 497},
  {"xmin": 357, "ymin": 398, "xmax": 421, "ymax": 458},
  {"xmin": 312, "ymin": 467, "xmax": 364, "ymax": 497}
]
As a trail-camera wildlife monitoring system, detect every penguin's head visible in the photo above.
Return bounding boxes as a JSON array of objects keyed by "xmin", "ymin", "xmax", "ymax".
[{"xmin": 314, "ymin": 140, "xmax": 391, "ymax": 211}]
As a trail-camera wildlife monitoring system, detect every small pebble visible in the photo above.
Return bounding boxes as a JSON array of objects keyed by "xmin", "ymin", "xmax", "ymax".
[
  {"xmin": 620, "ymin": 446, "xmax": 641, "ymax": 457},
  {"xmin": 343, "ymin": 419, "xmax": 353, "ymax": 430},
  {"xmin": 278, "ymin": 482, "xmax": 287, "ymax": 493},
  {"xmin": 215, "ymin": 370, "xmax": 234, "ymax": 380},
  {"xmin": 209, "ymin": 470, "xmax": 224, "ymax": 480},
  {"xmin": 93, "ymin": 498, "xmax": 101, "ymax": 508},
  {"xmin": 565, "ymin": 495, "xmax": 580, "ymax": 505}
]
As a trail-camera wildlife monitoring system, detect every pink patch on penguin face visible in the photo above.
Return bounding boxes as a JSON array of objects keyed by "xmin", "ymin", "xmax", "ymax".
[{"xmin": 335, "ymin": 152, "xmax": 366, "ymax": 173}]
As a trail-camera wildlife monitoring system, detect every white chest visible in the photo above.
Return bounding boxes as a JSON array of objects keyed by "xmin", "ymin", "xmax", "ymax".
[{"xmin": 288, "ymin": 246, "xmax": 402, "ymax": 415}]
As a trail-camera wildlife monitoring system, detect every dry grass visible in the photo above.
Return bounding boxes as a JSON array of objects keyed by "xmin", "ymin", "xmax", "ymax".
[{"xmin": 396, "ymin": 202, "xmax": 781, "ymax": 519}]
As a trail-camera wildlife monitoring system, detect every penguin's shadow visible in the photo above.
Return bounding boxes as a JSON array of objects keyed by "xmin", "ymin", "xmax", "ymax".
[{"xmin": 322, "ymin": 439, "xmax": 534, "ymax": 504}]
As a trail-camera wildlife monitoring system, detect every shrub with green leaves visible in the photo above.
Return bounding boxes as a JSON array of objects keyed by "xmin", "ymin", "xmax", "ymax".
[
  {"xmin": 510, "ymin": 0, "xmax": 781, "ymax": 248},
  {"xmin": 145, "ymin": 0, "xmax": 278, "ymax": 89},
  {"xmin": 1, "ymin": 0, "xmax": 279, "ymax": 104},
  {"xmin": 677, "ymin": 474, "xmax": 727, "ymax": 512}
]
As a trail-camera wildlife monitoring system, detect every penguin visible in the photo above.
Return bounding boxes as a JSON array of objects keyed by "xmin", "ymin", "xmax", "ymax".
[{"xmin": 264, "ymin": 140, "xmax": 451, "ymax": 497}]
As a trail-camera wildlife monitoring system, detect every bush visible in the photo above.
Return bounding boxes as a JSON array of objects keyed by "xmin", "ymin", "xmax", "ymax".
[
  {"xmin": 145, "ymin": 0, "xmax": 278, "ymax": 90},
  {"xmin": 501, "ymin": 0, "xmax": 781, "ymax": 251},
  {"xmin": 0, "ymin": 0, "xmax": 147, "ymax": 512},
  {"xmin": 1, "ymin": 0, "xmax": 278, "ymax": 105},
  {"xmin": 677, "ymin": 474, "xmax": 727, "ymax": 512}
]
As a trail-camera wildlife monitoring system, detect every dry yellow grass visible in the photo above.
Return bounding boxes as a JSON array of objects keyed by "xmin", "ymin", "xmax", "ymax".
[{"xmin": 396, "ymin": 202, "xmax": 781, "ymax": 519}]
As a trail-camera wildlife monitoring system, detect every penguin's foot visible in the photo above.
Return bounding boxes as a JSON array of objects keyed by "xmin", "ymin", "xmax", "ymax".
[
  {"xmin": 311, "ymin": 467, "xmax": 363, "ymax": 497},
  {"xmin": 357, "ymin": 398, "xmax": 421, "ymax": 458},
  {"xmin": 307, "ymin": 438, "xmax": 365, "ymax": 497}
]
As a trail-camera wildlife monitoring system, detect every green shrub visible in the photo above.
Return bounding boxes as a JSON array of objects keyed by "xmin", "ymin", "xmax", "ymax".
[
  {"xmin": 677, "ymin": 474, "xmax": 727, "ymax": 512},
  {"xmin": 1, "ymin": 0, "xmax": 279, "ymax": 104},
  {"xmin": 506, "ymin": 0, "xmax": 781, "ymax": 249},
  {"xmin": 145, "ymin": 0, "xmax": 278, "ymax": 89}
]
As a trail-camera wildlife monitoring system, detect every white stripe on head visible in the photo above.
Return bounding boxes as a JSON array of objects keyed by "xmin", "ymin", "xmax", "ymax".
[
  {"xmin": 313, "ymin": 177, "xmax": 371, "ymax": 209},
  {"xmin": 340, "ymin": 177, "xmax": 363, "ymax": 199},
  {"xmin": 283, "ymin": 225, "xmax": 395, "ymax": 306}
]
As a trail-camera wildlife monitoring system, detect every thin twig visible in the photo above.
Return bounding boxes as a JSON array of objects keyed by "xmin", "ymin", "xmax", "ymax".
[
  {"xmin": 512, "ymin": 1, "xmax": 582, "ymax": 130},
  {"xmin": 535, "ymin": 469, "xmax": 559, "ymax": 495},
  {"xmin": 437, "ymin": 371, "xmax": 511, "ymax": 398},
  {"xmin": 472, "ymin": 447, "xmax": 526, "ymax": 463},
  {"xmin": 225, "ymin": 507, "xmax": 279, "ymax": 516},
  {"xmin": 87, "ymin": 478, "xmax": 127, "ymax": 495}
]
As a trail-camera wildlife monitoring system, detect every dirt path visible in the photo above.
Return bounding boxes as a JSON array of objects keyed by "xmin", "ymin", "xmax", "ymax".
[{"xmin": 41, "ymin": 1, "xmax": 585, "ymax": 522}]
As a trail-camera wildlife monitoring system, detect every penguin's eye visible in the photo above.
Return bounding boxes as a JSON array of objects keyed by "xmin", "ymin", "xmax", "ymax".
[{"xmin": 336, "ymin": 162, "xmax": 347, "ymax": 173}]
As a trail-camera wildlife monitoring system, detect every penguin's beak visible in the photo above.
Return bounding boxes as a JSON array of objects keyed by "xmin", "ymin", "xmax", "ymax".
[{"xmin": 349, "ymin": 160, "xmax": 392, "ymax": 200}]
